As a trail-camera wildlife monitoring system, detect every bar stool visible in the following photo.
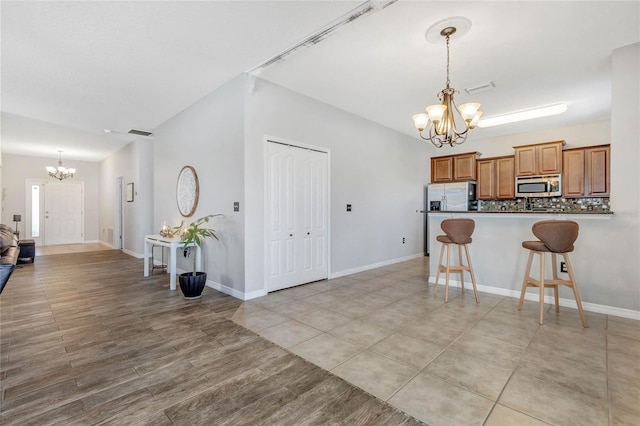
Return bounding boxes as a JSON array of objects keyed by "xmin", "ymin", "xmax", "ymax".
[
  {"xmin": 518, "ymin": 220, "xmax": 587, "ymax": 327},
  {"xmin": 434, "ymin": 218, "xmax": 479, "ymax": 303}
]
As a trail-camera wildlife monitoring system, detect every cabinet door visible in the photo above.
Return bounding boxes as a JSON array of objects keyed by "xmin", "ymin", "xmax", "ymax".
[
  {"xmin": 586, "ymin": 146, "xmax": 610, "ymax": 196},
  {"xmin": 453, "ymin": 153, "xmax": 477, "ymax": 181},
  {"xmin": 476, "ymin": 159, "xmax": 495, "ymax": 200},
  {"xmin": 515, "ymin": 146, "xmax": 536, "ymax": 176},
  {"xmin": 563, "ymin": 149, "xmax": 585, "ymax": 197},
  {"xmin": 495, "ymin": 156, "xmax": 515, "ymax": 199},
  {"xmin": 538, "ymin": 142, "xmax": 563, "ymax": 174},
  {"xmin": 431, "ymin": 157, "xmax": 453, "ymax": 182}
]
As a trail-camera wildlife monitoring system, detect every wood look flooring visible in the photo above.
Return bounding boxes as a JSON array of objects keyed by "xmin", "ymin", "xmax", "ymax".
[{"xmin": 0, "ymin": 250, "xmax": 423, "ymax": 425}]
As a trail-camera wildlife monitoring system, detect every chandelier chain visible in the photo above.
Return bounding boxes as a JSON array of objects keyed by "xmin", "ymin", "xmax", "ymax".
[{"xmin": 445, "ymin": 34, "xmax": 451, "ymax": 89}]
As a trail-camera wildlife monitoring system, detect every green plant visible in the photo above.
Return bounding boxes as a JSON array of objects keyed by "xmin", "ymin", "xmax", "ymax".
[{"xmin": 173, "ymin": 214, "xmax": 221, "ymax": 276}]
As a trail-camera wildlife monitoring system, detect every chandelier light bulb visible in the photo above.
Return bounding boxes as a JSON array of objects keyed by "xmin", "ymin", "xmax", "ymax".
[
  {"xmin": 458, "ymin": 102, "xmax": 481, "ymax": 122},
  {"xmin": 412, "ymin": 113, "xmax": 429, "ymax": 132},
  {"xmin": 425, "ymin": 104, "xmax": 447, "ymax": 123}
]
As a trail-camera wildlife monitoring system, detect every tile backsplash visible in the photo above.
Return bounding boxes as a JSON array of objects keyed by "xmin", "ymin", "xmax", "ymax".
[{"xmin": 478, "ymin": 197, "xmax": 611, "ymax": 213}]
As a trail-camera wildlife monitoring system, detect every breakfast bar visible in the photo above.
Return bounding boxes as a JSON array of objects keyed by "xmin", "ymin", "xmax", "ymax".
[{"xmin": 428, "ymin": 210, "xmax": 613, "ymax": 310}]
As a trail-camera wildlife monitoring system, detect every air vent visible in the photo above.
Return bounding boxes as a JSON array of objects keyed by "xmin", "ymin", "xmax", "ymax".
[
  {"xmin": 128, "ymin": 129, "xmax": 153, "ymax": 137},
  {"xmin": 465, "ymin": 81, "xmax": 495, "ymax": 95}
]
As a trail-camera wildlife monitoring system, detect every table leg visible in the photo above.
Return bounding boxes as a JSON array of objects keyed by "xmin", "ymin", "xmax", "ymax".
[
  {"xmin": 144, "ymin": 240, "xmax": 150, "ymax": 277},
  {"xmin": 169, "ymin": 246, "xmax": 177, "ymax": 291},
  {"xmin": 195, "ymin": 245, "xmax": 202, "ymax": 273}
]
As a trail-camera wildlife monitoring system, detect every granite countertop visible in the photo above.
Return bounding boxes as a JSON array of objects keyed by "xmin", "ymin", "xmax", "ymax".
[
  {"xmin": 481, "ymin": 210, "xmax": 613, "ymax": 214},
  {"xmin": 432, "ymin": 210, "xmax": 614, "ymax": 215}
]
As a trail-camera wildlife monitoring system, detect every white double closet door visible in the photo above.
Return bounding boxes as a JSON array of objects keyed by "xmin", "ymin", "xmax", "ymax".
[{"xmin": 266, "ymin": 141, "xmax": 328, "ymax": 292}]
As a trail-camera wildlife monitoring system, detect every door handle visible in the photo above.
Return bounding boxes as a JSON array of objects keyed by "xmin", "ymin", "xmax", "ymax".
[{"xmin": 307, "ymin": 232, "xmax": 310, "ymax": 235}]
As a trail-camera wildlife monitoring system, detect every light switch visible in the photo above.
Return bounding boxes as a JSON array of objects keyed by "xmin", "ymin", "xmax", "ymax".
[{"xmin": 234, "ymin": 202, "xmax": 239, "ymax": 212}]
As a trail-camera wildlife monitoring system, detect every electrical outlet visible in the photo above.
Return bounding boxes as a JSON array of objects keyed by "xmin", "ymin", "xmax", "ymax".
[
  {"xmin": 402, "ymin": 237, "xmax": 406, "ymax": 244},
  {"xmin": 346, "ymin": 204, "xmax": 352, "ymax": 212},
  {"xmin": 560, "ymin": 261, "xmax": 567, "ymax": 273},
  {"xmin": 234, "ymin": 202, "xmax": 239, "ymax": 212}
]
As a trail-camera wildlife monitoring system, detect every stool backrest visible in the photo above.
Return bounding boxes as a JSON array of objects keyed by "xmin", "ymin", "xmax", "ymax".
[
  {"xmin": 441, "ymin": 219, "xmax": 475, "ymax": 244},
  {"xmin": 532, "ymin": 220, "xmax": 579, "ymax": 253}
]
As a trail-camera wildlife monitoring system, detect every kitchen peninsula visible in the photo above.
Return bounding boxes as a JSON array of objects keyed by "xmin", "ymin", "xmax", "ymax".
[
  {"xmin": 427, "ymin": 140, "xmax": 617, "ymax": 315},
  {"xmin": 428, "ymin": 210, "xmax": 612, "ymax": 314}
]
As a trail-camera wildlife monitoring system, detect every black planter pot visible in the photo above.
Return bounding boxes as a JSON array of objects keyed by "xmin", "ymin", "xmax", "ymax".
[{"xmin": 178, "ymin": 272, "xmax": 207, "ymax": 300}]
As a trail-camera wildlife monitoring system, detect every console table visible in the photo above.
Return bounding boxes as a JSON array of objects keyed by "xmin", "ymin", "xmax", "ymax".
[{"xmin": 143, "ymin": 234, "xmax": 201, "ymax": 291}]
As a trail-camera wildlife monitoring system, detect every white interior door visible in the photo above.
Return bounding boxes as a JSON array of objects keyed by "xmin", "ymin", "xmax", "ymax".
[
  {"xmin": 267, "ymin": 141, "xmax": 328, "ymax": 292},
  {"xmin": 44, "ymin": 182, "xmax": 83, "ymax": 245}
]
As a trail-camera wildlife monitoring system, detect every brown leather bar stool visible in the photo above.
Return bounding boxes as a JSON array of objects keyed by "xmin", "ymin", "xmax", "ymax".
[
  {"xmin": 434, "ymin": 218, "xmax": 479, "ymax": 303},
  {"xmin": 518, "ymin": 220, "xmax": 587, "ymax": 327}
]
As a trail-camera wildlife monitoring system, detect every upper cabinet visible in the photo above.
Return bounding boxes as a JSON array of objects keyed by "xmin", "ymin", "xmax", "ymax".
[
  {"xmin": 477, "ymin": 156, "xmax": 515, "ymax": 200},
  {"xmin": 431, "ymin": 156, "xmax": 453, "ymax": 182},
  {"xmin": 514, "ymin": 141, "xmax": 564, "ymax": 176},
  {"xmin": 563, "ymin": 144, "xmax": 610, "ymax": 197},
  {"xmin": 431, "ymin": 152, "xmax": 481, "ymax": 183}
]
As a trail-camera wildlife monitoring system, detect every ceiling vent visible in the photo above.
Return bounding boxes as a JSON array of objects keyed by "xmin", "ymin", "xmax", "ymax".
[
  {"xmin": 465, "ymin": 81, "xmax": 495, "ymax": 95},
  {"xmin": 128, "ymin": 129, "xmax": 153, "ymax": 137}
]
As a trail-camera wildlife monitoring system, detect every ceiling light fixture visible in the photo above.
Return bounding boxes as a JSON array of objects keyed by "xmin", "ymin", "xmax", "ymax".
[
  {"xmin": 412, "ymin": 18, "xmax": 482, "ymax": 148},
  {"xmin": 477, "ymin": 103, "xmax": 568, "ymax": 128},
  {"xmin": 46, "ymin": 150, "xmax": 76, "ymax": 181}
]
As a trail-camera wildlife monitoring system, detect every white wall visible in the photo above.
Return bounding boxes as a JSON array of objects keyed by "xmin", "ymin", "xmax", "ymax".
[
  {"xmin": 1, "ymin": 153, "xmax": 100, "ymax": 241},
  {"xmin": 99, "ymin": 138, "xmax": 154, "ymax": 254},
  {"xmin": 152, "ymin": 75, "xmax": 246, "ymax": 294},
  {"xmin": 608, "ymin": 42, "xmax": 640, "ymax": 312},
  {"xmin": 244, "ymin": 77, "xmax": 430, "ymax": 295}
]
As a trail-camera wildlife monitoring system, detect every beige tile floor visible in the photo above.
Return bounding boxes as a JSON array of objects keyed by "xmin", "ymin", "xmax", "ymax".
[{"xmin": 232, "ymin": 257, "xmax": 640, "ymax": 426}]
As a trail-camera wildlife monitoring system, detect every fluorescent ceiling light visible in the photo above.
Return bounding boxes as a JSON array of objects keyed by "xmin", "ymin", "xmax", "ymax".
[{"xmin": 478, "ymin": 103, "xmax": 568, "ymax": 128}]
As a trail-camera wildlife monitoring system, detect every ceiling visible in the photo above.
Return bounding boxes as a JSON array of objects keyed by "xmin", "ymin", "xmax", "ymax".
[{"xmin": 1, "ymin": 1, "xmax": 638, "ymax": 162}]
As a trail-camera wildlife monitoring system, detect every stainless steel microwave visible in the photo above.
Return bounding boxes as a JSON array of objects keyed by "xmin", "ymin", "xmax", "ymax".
[{"xmin": 515, "ymin": 175, "xmax": 562, "ymax": 197}]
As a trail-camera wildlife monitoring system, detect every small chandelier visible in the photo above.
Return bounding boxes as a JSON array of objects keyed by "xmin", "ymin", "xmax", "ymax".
[
  {"xmin": 412, "ymin": 25, "xmax": 482, "ymax": 148},
  {"xmin": 46, "ymin": 150, "xmax": 76, "ymax": 181}
]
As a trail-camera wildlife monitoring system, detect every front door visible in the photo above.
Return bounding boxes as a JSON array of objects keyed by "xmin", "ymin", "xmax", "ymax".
[
  {"xmin": 266, "ymin": 141, "xmax": 328, "ymax": 292},
  {"xmin": 44, "ymin": 182, "xmax": 83, "ymax": 245}
]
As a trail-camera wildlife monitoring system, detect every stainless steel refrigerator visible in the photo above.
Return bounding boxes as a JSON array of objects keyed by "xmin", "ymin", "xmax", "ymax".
[
  {"xmin": 427, "ymin": 181, "xmax": 477, "ymax": 212},
  {"xmin": 425, "ymin": 181, "xmax": 477, "ymax": 256}
]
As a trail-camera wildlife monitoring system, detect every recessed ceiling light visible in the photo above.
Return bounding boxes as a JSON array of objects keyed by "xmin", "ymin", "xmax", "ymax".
[{"xmin": 478, "ymin": 103, "xmax": 568, "ymax": 128}]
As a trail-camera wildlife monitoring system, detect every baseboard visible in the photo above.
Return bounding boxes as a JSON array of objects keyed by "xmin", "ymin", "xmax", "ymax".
[
  {"xmin": 330, "ymin": 252, "xmax": 425, "ymax": 279},
  {"xmin": 123, "ymin": 249, "xmax": 143, "ymax": 258},
  {"xmin": 204, "ymin": 279, "xmax": 266, "ymax": 300},
  {"xmin": 429, "ymin": 276, "xmax": 640, "ymax": 320}
]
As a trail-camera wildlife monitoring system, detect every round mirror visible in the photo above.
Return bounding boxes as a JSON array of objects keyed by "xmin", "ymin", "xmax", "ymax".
[{"xmin": 176, "ymin": 165, "xmax": 199, "ymax": 217}]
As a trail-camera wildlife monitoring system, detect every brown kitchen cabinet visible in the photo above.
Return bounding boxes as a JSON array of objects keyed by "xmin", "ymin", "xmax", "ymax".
[
  {"xmin": 477, "ymin": 156, "xmax": 515, "ymax": 199},
  {"xmin": 514, "ymin": 141, "xmax": 564, "ymax": 176},
  {"xmin": 431, "ymin": 152, "xmax": 481, "ymax": 182},
  {"xmin": 563, "ymin": 144, "xmax": 610, "ymax": 197},
  {"xmin": 431, "ymin": 156, "xmax": 454, "ymax": 182}
]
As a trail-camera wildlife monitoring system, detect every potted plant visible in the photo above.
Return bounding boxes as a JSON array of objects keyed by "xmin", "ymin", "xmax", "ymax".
[{"xmin": 173, "ymin": 214, "xmax": 221, "ymax": 299}]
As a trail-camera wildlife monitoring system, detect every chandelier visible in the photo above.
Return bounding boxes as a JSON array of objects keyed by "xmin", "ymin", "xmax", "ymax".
[
  {"xmin": 46, "ymin": 150, "xmax": 76, "ymax": 181},
  {"xmin": 412, "ymin": 24, "xmax": 482, "ymax": 148}
]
